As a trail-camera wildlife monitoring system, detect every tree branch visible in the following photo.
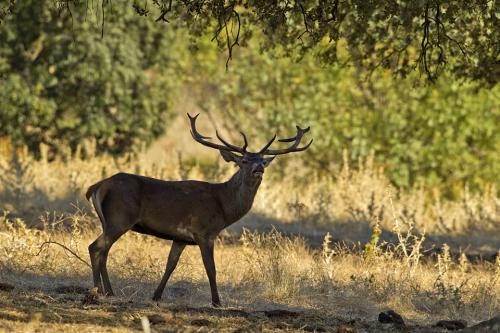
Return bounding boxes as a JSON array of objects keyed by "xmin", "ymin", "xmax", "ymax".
[
  {"xmin": 225, "ymin": 9, "xmax": 240, "ymax": 70},
  {"xmin": 418, "ymin": 1, "xmax": 433, "ymax": 81},
  {"xmin": 155, "ymin": 0, "xmax": 172, "ymax": 22},
  {"xmin": 37, "ymin": 240, "xmax": 91, "ymax": 268}
]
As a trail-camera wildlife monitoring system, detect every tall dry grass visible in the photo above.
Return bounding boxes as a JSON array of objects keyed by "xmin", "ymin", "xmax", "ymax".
[
  {"xmin": 0, "ymin": 134, "xmax": 499, "ymax": 325},
  {"xmin": 0, "ymin": 138, "xmax": 498, "ymax": 251},
  {"xmin": 1, "ymin": 212, "xmax": 499, "ymax": 325}
]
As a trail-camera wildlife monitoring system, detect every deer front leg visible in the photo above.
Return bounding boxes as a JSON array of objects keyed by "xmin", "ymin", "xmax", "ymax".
[
  {"xmin": 153, "ymin": 241, "xmax": 186, "ymax": 301},
  {"xmin": 198, "ymin": 238, "xmax": 221, "ymax": 307}
]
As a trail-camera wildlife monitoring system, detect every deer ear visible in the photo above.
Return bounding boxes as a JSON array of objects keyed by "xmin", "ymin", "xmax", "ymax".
[
  {"xmin": 262, "ymin": 156, "xmax": 275, "ymax": 168},
  {"xmin": 219, "ymin": 150, "xmax": 241, "ymax": 164}
]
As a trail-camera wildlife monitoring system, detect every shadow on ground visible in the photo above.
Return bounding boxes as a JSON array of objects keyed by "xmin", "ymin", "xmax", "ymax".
[
  {"xmin": 0, "ymin": 279, "xmax": 451, "ymax": 333},
  {"xmin": 226, "ymin": 212, "xmax": 499, "ymax": 262}
]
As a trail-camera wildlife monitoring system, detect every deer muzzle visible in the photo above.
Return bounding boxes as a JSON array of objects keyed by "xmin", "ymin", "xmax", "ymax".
[{"xmin": 252, "ymin": 165, "xmax": 264, "ymax": 179}]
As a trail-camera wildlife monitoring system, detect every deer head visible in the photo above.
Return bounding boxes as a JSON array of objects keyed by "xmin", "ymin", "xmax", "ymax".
[{"xmin": 188, "ymin": 113, "xmax": 313, "ymax": 184}]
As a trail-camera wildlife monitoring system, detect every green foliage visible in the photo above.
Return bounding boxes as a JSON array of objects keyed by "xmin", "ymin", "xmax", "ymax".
[
  {"xmin": 190, "ymin": 40, "xmax": 499, "ymax": 190},
  {"xmin": 5, "ymin": 0, "xmax": 496, "ymax": 84},
  {"xmin": 0, "ymin": 1, "xmax": 186, "ymax": 155},
  {"xmin": 0, "ymin": 2, "xmax": 498, "ymax": 191}
]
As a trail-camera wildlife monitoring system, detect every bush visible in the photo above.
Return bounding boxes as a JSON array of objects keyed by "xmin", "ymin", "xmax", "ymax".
[{"xmin": 0, "ymin": 1, "xmax": 186, "ymax": 155}]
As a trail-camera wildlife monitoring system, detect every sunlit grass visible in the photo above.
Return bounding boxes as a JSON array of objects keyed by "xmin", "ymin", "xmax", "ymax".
[{"xmin": 0, "ymin": 136, "xmax": 499, "ymax": 331}]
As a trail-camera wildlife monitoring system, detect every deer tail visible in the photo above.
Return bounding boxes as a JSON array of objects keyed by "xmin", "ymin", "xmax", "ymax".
[
  {"xmin": 85, "ymin": 182, "xmax": 99, "ymax": 201},
  {"xmin": 86, "ymin": 181, "xmax": 108, "ymax": 229}
]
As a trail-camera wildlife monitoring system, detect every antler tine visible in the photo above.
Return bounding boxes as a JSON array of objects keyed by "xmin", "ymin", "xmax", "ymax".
[
  {"xmin": 188, "ymin": 113, "xmax": 240, "ymax": 152},
  {"xmin": 240, "ymin": 131, "xmax": 248, "ymax": 152},
  {"xmin": 215, "ymin": 130, "xmax": 246, "ymax": 153},
  {"xmin": 278, "ymin": 126, "xmax": 310, "ymax": 142},
  {"xmin": 188, "ymin": 113, "xmax": 211, "ymax": 139},
  {"xmin": 258, "ymin": 134, "xmax": 277, "ymax": 153},
  {"xmin": 261, "ymin": 125, "xmax": 313, "ymax": 155}
]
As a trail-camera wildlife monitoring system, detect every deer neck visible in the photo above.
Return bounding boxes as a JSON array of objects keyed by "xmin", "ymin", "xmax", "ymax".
[{"xmin": 218, "ymin": 170, "xmax": 261, "ymax": 226}]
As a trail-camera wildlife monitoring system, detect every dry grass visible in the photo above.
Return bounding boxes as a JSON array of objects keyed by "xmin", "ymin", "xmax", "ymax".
[
  {"xmin": 0, "ymin": 214, "xmax": 499, "ymax": 332},
  {"xmin": 0, "ymin": 127, "xmax": 499, "ymax": 332}
]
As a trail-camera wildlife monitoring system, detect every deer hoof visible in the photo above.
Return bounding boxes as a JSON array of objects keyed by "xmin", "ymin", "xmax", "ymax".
[{"xmin": 152, "ymin": 294, "xmax": 162, "ymax": 302}]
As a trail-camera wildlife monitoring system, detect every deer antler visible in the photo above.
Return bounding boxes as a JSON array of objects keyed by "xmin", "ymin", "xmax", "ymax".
[
  {"xmin": 260, "ymin": 125, "xmax": 313, "ymax": 155},
  {"xmin": 188, "ymin": 113, "xmax": 247, "ymax": 154},
  {"xmin": 258, "ymin": 134, "xmax": 277, "ymax": 153}
]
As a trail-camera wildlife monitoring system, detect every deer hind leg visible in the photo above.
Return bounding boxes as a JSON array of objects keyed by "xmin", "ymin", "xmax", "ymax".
[
  {"xmin": 88, "ymin": 176, "xmax": 144, "ymax": 296},
  {"xmin": 89, "ymin": 235, "xmax": 106, "ymax": 293},
  {"xmin": 99, "ymin": 228, "xmax": 128, "ymax": 296},
  {"xmin": 89, "ymin": 198, "xmax": 137, "ymax": 296},
  {"xmin": 152, "ymin": 241, "xmax": 186, "ymax": 301},
  {"xmin": 89, "ymin": 226, "xmax": 130, "ymax": 296},
  {"xmin": 198, "ymin": 238, "xmax": 221, "ymax": 307}
]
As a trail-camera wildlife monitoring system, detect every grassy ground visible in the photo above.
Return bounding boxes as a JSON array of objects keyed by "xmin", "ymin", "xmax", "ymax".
[
  {"xmin": 1, "ymin": 213, "xmax": 499, "ymax": 332},
  {"xmin": 0, "ymin": 124, "xmax": 499, "ymax": 332}
]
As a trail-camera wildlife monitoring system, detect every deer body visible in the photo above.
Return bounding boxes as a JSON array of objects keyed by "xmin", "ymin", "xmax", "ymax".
[
  {"xmin": 86, "ymin": 114, "xmax": 312, "ymax": 306},
  {"xmin": 87, "ymin": 171, "xmax": 260, "ymax": 245}
]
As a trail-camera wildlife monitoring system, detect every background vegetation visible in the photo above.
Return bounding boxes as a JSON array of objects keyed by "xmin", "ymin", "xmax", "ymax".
[{"xmin": 1, "ymin": 1, "xmax": 498, "ymax": 191}]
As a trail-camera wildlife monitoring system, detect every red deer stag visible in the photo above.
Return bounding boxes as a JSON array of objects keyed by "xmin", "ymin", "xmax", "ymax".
[{"xmin": 85, "ymin": 114, "xmax": 312, "ymax": 306}]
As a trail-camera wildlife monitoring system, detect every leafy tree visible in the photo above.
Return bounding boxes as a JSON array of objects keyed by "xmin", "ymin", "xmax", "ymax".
[
  {"xmin": 2, "ymin": 0, "xmax": 497, "ymax": 85},
  {"xmin": 0, "ymin": 0, "xmax": 186, "ymax": 155},
  {"xmin": 189, "ymin": 39, "xmax": 500, "ymax": 190}
]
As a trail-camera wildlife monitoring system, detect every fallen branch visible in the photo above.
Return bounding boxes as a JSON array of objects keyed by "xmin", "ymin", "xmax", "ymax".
[{"xmin": 37, "ymin": 240, "xmax": 91, "ymax": 268}]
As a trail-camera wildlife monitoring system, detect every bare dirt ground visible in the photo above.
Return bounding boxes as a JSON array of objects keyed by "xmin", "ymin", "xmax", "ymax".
[{"xmin": 0, "ymin": 286, "xmax": 467, "ymax": 333}]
